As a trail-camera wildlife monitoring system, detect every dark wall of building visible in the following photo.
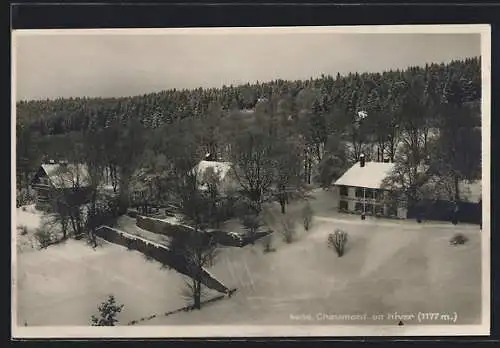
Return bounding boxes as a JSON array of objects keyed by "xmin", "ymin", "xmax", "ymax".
[{"xmin": 407, "ymin": 199, "xmax": 481, "ymax": 225}]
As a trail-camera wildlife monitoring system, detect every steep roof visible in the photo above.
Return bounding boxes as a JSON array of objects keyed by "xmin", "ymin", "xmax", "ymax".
[
  {"xmin": 40, "ymin": 163, "xmax": 90, "ymax": 189},
  {"xmin": 192, "ymin": 160, "xmax": 235, "ymax": 192},
  {"xmin": 193, "ymin": 160, "xmax": 233, "ymax": 182},
  {"xmin": 334, "ymin": 161, "xmax": 396, "ymax": 190}
]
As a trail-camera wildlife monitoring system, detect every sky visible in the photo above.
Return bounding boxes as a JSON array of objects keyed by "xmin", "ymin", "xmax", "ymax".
[{"xmin": 13, "ymin": 29, "xmax": 481, "ymax": 101}]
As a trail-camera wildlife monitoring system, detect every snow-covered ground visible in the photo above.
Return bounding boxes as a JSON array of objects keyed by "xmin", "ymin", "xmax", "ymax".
[
  {"xmin": 143, "ymin": 218, "xmax": 481, "ymax": 325},
  {"xmin": 14, "ymin": 194, "xmax": 482, "ymax": 327},
  {"xmin": 14, "ymin": 206, "xmax": 198, "ymax": 326},
  {"xmin": 15, "ymin": 205, "xmax": 48, "ymax": 253},
  {"xmin": 15, "ymin": 238, "xmax": 194, "ymax": 326}
]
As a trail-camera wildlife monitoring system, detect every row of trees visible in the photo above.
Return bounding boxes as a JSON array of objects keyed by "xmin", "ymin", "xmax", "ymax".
[{"xmin": 17, "ymin": 57, "xmax": 482, "ymax": 217}]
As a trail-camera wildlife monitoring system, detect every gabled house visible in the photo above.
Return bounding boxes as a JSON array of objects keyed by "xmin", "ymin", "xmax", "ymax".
[
  {"xmin": 334, "ymin": 155, "xmax": 482, "ymax": 224},
  {"xmin": 30, "ymin": 160, "xmax": 92, "ymax": 212},
  {"xmin": 333, "ymin": 157, "xmax": 407, "ymax": 219},
  {"xmin": 192, "ymin": 159, "xmax": 239, "ymax": 196}
]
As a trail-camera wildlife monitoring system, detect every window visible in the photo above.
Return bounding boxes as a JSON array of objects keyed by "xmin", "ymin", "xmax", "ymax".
[
  {"xmin": 375, "ymin": 205, "xmax": 384, "ymax": 215},
  {"xmin": 339, "ymin": 200, "xmax": 348, "ymax": 211},
  {"xmin": 388, "ymin": 204, "xmax": 397, "ymax": 216},
  {"xmin": 364, "ymin": 203, "xmax": 374, "ymax": 215},
  {"xmin": 365, "ymin": 190, "xmax": 374, "ymax": 199},
  {"xmin": 355, "ymin": 187, "xmax": 364, "ymax": 198},
  {"xmin": 339, "ymin": 186, "xmax": 348, "ymax": 197},
  {"xmin": 37, "ymin": 190, "xmax": 49, "ymax": 202},
  {"xmin": 355, "ymin": 202, "xmax": 363, "ymax": 212}
]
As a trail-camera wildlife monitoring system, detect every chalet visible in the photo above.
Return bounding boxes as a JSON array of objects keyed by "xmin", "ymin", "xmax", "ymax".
[
  {"xmin": 333, "ymin": 155, "xmax": 407, "ymax": 219},
  {"xmin": 30, "ymin": 160, "xmax": 92, "ymax": 212},
  {"xmin": 192, "ymin": 157, "xmax": 239, "ymax": 196}
]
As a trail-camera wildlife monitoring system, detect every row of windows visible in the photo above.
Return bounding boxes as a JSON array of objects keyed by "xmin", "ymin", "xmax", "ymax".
[
  {"xmin": 354, "ymin": 203, "xmax": 384, "ymax": 215},
  {"xmin": 339, "ymin": 200, "xmax": 398, "ymax": 216},
  {"xmin": 338, "ymin": 186, "xmax": 385, "ymax": 200}
]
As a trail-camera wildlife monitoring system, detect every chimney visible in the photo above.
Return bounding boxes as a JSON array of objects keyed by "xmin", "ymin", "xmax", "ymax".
[{"xmin": 359, "ymin": 154, "xmax": 365, "ymax": 168}]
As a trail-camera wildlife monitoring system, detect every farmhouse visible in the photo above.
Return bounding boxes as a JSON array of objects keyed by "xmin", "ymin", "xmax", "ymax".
[
  {"xmin": 30, "ymin": 160, "xmax": 92, "ymax": 212},
  {"xmin": 333, "ymin": 156, "xmax": 407, "ymax": 219}
]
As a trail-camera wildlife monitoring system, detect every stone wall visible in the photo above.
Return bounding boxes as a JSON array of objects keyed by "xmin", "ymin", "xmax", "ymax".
[
  {"xmin": 95, "ymin": 226, "xmax": 172, "ymax": 265},
  {"xmin": 136, "ymin": 215, "xmax": 195, "ymax": 240},
  {"xmin": 94, "ymin": 225, "xmax": 230, "ymax": 294}
]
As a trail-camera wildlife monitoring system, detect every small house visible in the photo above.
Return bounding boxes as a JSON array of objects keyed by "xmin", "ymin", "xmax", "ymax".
[
  {"xmin": 192, "ymin": 158, "xmax": 239, "ymax": 196},
  {"xmin": 30, "ymin": 160, "xmax": 92, "ymax": 212},
  {"xmin": 333, "ymin": 156, "xmax": 407, "ymax": 219}
]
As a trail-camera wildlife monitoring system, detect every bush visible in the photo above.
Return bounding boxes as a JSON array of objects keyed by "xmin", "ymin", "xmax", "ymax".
[
  {"xmin": 90, "ymin": 295, "xmax": 124, "ymax": 326},
  {"xmin": 262, "ymin": 233, "xmax": 276, "ymax": 253},
  {"xmin": 143, "ymin": 252, "xmax": 154, "ymax": 262},
  {"xmin": 34, "ymin": 227, "xmax": 55, "ymax": 249},
  {"xmin": 18, "ymin": 225, "xmax": 28, "ymax": 236},
  {"xmin": 241, "ymin": 214, "xmax": 260, "ymax": 243},
  {"xmin": 126, "ymin": 208, "xmax": 139, "ymax": 219},
  {"xmin": 450, "ymin": 233, "xmax": 468, "ymax": 246},
  {"xmin": 302, "ymin": 202, "xmax": 313, "ymax": 231},
  {"xmin": 328, "ymin": 229, "xmax": 348, "ymax": 257},
  {"xmin": 16, "ymin": 188, "xmax": 36, "ymax": 208},
  {"xmin": 280, "ymin": 215, "xmax": 296, "ymax": 244}
]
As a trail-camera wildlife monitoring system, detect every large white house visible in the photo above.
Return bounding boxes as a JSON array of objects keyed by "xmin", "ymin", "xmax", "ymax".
[
  {"xmin": 333, "ymin": 158, "xmax": 407, "ymax": 219},
  {"xmin": 334, "ymin": 156, "xmax": 482, "ymax": 222}
]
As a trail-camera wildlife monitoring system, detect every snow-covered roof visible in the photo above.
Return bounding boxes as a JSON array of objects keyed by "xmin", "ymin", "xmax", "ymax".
[
  {"xmin": 41, "ymin": 163, "xmax": 90, "ymax": 189},
  {"xmin": 334, "ymin": 161, "xmax": 396, "ymax": 190},
  {"xmin": 193, "ymin": 160, "xmax": 233, "ymax": 182}
]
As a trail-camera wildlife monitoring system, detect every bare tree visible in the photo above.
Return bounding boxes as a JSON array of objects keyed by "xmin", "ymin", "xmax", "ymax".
[
  {"xmin": 49, "ymin": 163, "xmax": 90, "ymax": 239},
  {"xmin": 272, "ymin": 137, "xmax": 304, "ymax": 214},
  {"xmin": 302, "ymin": 201, "xmax": 314, "ymax": 231},
  {"xmin": 171, "ymin": 168, "xmax": 220, "ymax": 309},
  {"xmin": 174, "ymin": 232, "xmax": 219, "ymax": 309},
  {"xmin": 200, "ymin": 166, "xmax": 223, "ymax": 228},
  {"xmin": 230, "ymin": 128, "xmax": 275, "ymax": 215}
]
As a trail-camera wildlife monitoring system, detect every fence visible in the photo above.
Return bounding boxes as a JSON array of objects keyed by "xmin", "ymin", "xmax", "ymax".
[{"xmin": 407, "ymin": 199, "xmax": 481, "ymax": 225}]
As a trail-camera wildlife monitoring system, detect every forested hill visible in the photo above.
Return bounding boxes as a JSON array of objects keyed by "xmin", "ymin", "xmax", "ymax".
[
  {"xmin": 16, "ymin": 57, "xmax": 482, "ymax": 199},
  {"xmin": 16, "ymin": 57, "xmax": 480, "ymax": 132}
]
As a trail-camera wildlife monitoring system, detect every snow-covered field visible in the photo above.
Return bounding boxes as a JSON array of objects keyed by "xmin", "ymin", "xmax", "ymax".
[
  {"xmin": 15, "ymin": 238, "xmax": 195, "ymax": 326},
  {"xmin": 15, "ymin": 205, "xmax": 46, "ymax": 253},
  {"xmin": 14, "ymin": 206, "xmax": 195, "ymax": 326},
  {"xmin": 14, "ymin": 194, "xmax": 482, "ymax": 326},
  {"xmin": 144, "ymin": 218, "xmax": 481, "ymax": 325}
]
